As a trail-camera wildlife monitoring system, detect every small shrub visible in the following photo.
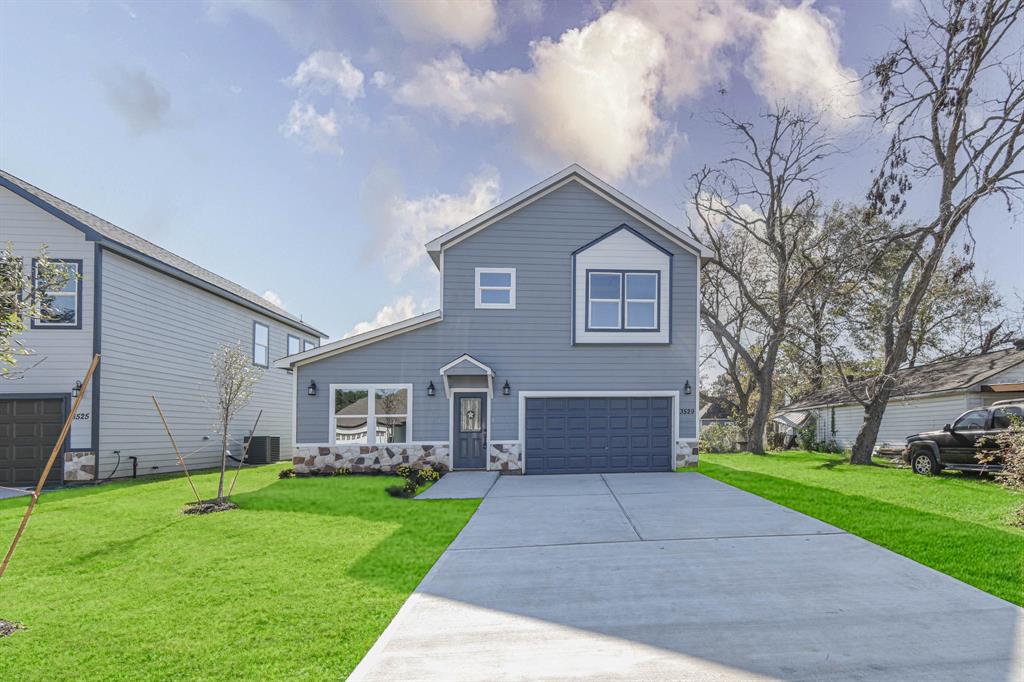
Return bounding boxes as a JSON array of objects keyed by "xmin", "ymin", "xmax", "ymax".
[
  {"xmin": 811, "ymin": 439, "xmax": 842, "ymax": 454},
  {"xmin": 392, "ymin": 464, "xmax": 443, "ymax": 496},
  {"xmin": 386, "ymin": 485, "xmax": 415, "ymax": 499},
  {"xmin": 699, "ymin": 423, "xmax": 743, "ymax": 453},
  {"xmin": 278, "ymin": 468, "xmax": 297, "ymax": 479},
  {"xmin": 765, "ymin": 430, "xmax": 785, "ymax": 451},
  {"xmin": 796, "ymin": 420, "xmax": 817, "ymax": 450}
]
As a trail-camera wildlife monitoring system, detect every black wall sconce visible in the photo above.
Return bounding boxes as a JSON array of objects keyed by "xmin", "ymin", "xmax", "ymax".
[
  {"xmin": 307, "ymin": 380, "xmax": 317, "ymax": 397},
  {"xmin": 427, "ymin": 381, "xmax": 436, "ymax": 397},
  {"xmin": 72, "ymin": 380, "xmax": 82, "ymax": 398},
  {"xmin": 502, "ymin": 380, "xmax": 511, "ymax": 396},
  {"xmin": 684, "ymin": 380, "xmax": 692, "ymax": 396}
]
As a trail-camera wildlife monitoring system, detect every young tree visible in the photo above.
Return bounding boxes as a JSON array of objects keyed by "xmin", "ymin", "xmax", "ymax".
[
  {"xmin": 689, "ymin": 107, "xmax": 844, "ymax": 453},
  {"xmin": 848, "ymin": 0, "xmax": 1024, "ymax": 463},
  {"xmin": 211, "ymin": 343, "xmax": 264, "ymax": 501},
  {"xmin": 1, "ymin": 242, "xmax": 71, "ymax": 378}
]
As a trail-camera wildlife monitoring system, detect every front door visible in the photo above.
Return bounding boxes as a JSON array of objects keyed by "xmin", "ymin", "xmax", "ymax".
[{"xmin": 453, "ymin": 392, "xmax": 487, "ymax": 469}]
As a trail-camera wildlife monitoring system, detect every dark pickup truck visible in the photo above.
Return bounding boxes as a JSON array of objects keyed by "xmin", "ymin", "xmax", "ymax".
[{"xmin": 904, "ymin": 399, "xmax": 1023, "ymax": 475}]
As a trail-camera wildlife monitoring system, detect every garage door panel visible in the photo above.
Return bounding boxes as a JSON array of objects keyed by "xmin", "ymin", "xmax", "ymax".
[
  {"xmin": 0, "ymin": 398, "xmax": 65, "ymax": 486},
  {"xmin": 526, "ymin": 396, "xmax": 672, "ymax": 474}
]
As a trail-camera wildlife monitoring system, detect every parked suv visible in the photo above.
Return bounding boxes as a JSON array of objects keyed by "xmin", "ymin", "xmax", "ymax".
[{"xmin": 904, "ymin": 399, "xmax": 1024, "ymax": 475}]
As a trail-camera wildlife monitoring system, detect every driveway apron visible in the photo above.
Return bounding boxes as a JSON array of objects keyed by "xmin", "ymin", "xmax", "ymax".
[{"xmin": 350, "ymin": 472, "xmax": 1024, "ymax": 681}]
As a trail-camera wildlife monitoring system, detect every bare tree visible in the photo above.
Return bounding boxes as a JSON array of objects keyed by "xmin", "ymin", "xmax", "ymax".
[
  {"xmin": 700, "ymin": 265, "xmax": 758, "ymax": 431},
  {"xmin": 212, "ymin": 343, "xmax": 264, "ymax": 501},
  {"xmin": 847, "ymin": 0, "xmax": 1024, "ymax": 463},
  {"xmin": 689, "ymin": 107, "xmax": 843, "ymax": 453},
  {"xmin": 1, "ymin": 242, "xmax": 71, "ymax": 378}
]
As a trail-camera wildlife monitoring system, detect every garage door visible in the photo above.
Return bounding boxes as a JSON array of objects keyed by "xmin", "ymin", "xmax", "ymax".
[
  {"xmin": 0, "ymin": 398, "xmax": 65, "ymax": 487},
  {"xmin": 524, "ymin": 396, "xmax": 673, "ymax": 474}
]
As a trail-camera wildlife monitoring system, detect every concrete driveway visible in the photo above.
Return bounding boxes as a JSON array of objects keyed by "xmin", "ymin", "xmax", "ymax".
[{"xmin": 351, "ymin": 472, "xmax": 1024, "ymax": 681}]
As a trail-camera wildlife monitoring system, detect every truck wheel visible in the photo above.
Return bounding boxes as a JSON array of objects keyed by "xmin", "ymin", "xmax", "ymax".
[{"xmin": 911, "ymin": 449, "xmax": 940, "ymax": 476}]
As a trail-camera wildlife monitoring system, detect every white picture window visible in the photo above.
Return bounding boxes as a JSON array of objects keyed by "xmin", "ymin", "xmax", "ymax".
[
  {"xmin": 587, "ymin": 270, "xmax": 659, "ymax": 331},
  {"xmin": 287, "ymin": 335, "xmax": 301, "ymax": 356},
  {"xmin": 475, "ymin": 268, "xmax": 516, "ymax": 309},
  {"xmin": 333, "ymin": 384, "xmax": 411, "ymax": 445},
  {"xmin": 253, "ymin": 322, "xmax": 269, "ymax": 367},
  {"xmin": 33, "ymin": 260, "xmax": 80, "ymax": 328}
]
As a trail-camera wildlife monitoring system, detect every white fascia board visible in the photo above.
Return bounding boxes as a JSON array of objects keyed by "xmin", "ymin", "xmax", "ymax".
[
  {"xmin": 439, "ymin": 354, "xmax": 494, "ymax": 376},
  {"xmin": 425, "ymin": 164, "xmax": 711, "ymax": 266},
  {"xmin": 273, "ymin": 310, "xmax": 442, "ymax": 369}
]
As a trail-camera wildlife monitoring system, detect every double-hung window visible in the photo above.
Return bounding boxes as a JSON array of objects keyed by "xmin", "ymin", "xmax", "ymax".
[
  {"xmin": 587, "ymin": 270, "xmax": 659, "ymax": 331},
  {"xmin": 475, "ymin": 268, "xmax": 516, "ymax": 309},
  {"xmin": 287, "ymin": 334, "xmax": 301, "ymax": 356},
  {"xmin": 253, "ymin": 322, "xmax": 269, "ymax": 367},
  {"xmin": 33, "ymin": 259, "xmax": 81, "ymax": 328},
  {"xmin": 333, "ymin": 385, "xmax": 410, "ymax": 444}
]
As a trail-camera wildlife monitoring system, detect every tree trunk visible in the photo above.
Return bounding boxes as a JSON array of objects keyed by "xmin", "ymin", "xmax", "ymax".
[
  {"xmin": 217, "ymin": 413, "xmax": 228, "ymax": 501},
  {"xmin": 850, "ymin": 389, "xmax": 892, "ymax": 464},
  {"xmin": 746, "ymin": 379, "xmax": 773, "ymax": 454}
]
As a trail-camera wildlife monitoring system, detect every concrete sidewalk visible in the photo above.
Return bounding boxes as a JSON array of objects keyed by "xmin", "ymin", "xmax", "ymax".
[
  {"xmin": 415, "ymin": 471, "xmax": 498, "ymax": 499},
  {"xmin": 353, "ymin": 472, "xmax": 1024, "ymax": 681}
]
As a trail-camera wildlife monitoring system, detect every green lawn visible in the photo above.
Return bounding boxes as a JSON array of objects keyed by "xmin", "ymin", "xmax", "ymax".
[
  {"xmin": 697, "ymin": 451, "xmax": 1024, "ymax": 606},
  {"xmin": 0, "ymin": 465, "xmax": 479, "ymax": 680}
]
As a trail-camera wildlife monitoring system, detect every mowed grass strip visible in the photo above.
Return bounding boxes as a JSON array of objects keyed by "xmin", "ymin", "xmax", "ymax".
[
  {"xmin": 0, "ymin": 465, "xmax": 479, "ymax": 680},
  {"xmin": 695, "ymin": 451, "xmax": 1024, "ymax": 606}
]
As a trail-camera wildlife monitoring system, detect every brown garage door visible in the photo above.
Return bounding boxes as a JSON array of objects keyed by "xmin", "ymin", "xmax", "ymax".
[{"xmin": 0, "ymin": 398, "xmax": 65, "ymax": 487}]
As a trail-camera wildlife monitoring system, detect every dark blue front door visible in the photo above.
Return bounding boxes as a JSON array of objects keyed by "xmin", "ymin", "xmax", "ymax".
[
  {"xmin": 453, "ymin": 393, "xmax": 487, "ymax": 469},
  {"xmin": 525, "ymin": 396, "xmax": 672, "ymax": 474}
]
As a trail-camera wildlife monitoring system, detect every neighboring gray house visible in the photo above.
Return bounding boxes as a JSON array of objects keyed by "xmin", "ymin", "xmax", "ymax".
[
  {"xmin": 0, "ymin": 170, "xmax": 324, "ymax": 486},
  {"xmin": 275, "ymin": 165, "xmax": 707, "ymax": 475},
  {"xmin": 781, "ymin": 343, "xmax": 1024, "ymax": 451}
]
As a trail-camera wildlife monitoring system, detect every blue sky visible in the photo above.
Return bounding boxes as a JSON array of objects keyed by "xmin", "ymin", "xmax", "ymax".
[{"xmin": 1, "ymin": 0, "xmax": 1021, "ymax": 340}]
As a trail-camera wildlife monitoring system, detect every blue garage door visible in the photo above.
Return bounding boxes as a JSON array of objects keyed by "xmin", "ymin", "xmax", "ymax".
[{"xmin": 524, "ymin": 396, "xmax": 673, "ymax": 474}]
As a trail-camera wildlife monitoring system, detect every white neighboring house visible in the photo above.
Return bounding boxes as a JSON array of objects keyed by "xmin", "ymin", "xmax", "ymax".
[
  {"xmin": 1, "ymin": 169, "xmax": 324, "ymax": 487},
  {"xmin": 780, "ymin": 343, "xmax": 1024, "ymax": 451}
]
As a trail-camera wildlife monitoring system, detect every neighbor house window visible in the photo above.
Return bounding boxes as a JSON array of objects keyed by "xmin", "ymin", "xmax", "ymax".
[
  {"xmin": 287, "ymin": 334, "xmax": 301, "ymax": 356},
  {"xmin": 253, "ymin": 322, "xmax": 269, "ymax": 367},
  {"xmin": 303, "ymin": 339, "xmax": 316, "ymax": 351},
  {"xmin": 475, "ymin": 268, "xmax": 515, "ymax": 309},
  {"xmin": 587, "ymin": 270, "xmax": 659, "ymax": 331},
  {"xmin": 32, "ymin": 259, "xmax": 81, "ymax": 328},
  {"xmin": 333, "ymin": 384, "xmax": 410, "ymax": 445}
]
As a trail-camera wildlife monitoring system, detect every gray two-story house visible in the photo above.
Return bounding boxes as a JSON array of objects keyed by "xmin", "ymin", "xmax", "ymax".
[
  {"xmin": 276, "ymin": 165, "xmax": 707, "ymax": 475},
  {"xmin": 1, "ymin": 170, "xmax": 324, "ymax": 487}
]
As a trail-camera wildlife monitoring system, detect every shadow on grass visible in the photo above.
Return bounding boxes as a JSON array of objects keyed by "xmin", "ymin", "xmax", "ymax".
[
  {"xmin": 231, "ymin": 476, "xmax": 480, "ymax": 592},
  {"xmin": 700, "ymin": 462, "xmax": 1024, "ymax": 606}
]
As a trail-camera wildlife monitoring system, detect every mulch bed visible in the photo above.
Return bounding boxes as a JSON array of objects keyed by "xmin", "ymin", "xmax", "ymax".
[
  {"xmin": 182, "ymin": 500, "xmax": 238, "ymax": 515},
  {"xmin": 1, "ymin": 619, "xmax": 25, "ymax": 638}
]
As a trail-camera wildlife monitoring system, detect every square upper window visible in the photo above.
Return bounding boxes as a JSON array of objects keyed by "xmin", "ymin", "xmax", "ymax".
[
  {"xmin": 475, "ymin": 268, "xmax": 516, "ymax": 309},
  {"xmin": 587, "ymin": 270, "xmax": 659, "ymax": 331}
]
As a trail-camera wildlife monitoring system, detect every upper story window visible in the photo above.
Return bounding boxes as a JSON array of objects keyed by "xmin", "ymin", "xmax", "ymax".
[
  {"xmin": 475, "ymin": 267, "xmax": 516, "ymax": 309},
  {"xmin": 32, "ymin": 259, "xmax": 81, "ymax": 329},
  {"xmin": 303, "ymin": 339, "xmax": 317, "ymax": 351},
  {"xmin": 253, "ymin": 322, "xmax": 269, "ymax": 367},
  {"xmin": 287, "ymin": 334, "xmax": 301, "ymax": 356},
  {"xmin": 586, "ymin": 270, "xmax": 659, "ymax": 331}
]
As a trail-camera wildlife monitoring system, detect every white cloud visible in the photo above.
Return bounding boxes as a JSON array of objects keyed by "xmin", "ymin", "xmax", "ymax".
[
  {"xmin": 261, "ymin": 289, "xmax": 284, "ymax": 308},
  {"xmin": 344, "ymin": 295, "xmax": 430, "ymax": 338},
  {"xmin": 382, "ymin": 0, "xmax": 498, "ymax": 49},
  {"xmin": 745, "ymin": 3, "xmax": 864, "ymax": 124},
  {"xmin": 391, "ymin": 1, "xmax": 864, "ymax": 177},
  {"xmin": 280, "ymin": 101, "xmax": 342, "ymax": 155},
  {"xmin": 285, "ymin": 50, "xmax": 364, "ymax": 100},
  {"xmin": 395, "ymin": 10, "xmax": 670, "ymax": 180},
  {"xmin": 371, "ymin": 70, "xmax": 394, "ymax": 89},
  {"xmin": 890, "ymin": 0, "xmax": 915, "ymax": 13},
  {"xmin": 364, "ymin": 168, "xmax": 501, "ymax": 281}
]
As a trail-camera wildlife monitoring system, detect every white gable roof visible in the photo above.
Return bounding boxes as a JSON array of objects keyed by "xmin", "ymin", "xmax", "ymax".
[{"xmin": 425, "ymin": 164, "xmax": 710, "ymax": 266}]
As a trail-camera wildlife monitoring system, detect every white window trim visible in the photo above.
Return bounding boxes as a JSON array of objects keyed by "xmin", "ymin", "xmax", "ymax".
[
  {"xmin": 624, "ymin": 272, "xmax": 658, "ymax": 330},
  {"xmin": 588, "ymin": 271, "xmax": 622, "ymax": 330},
  {"xmin": 34, "ymin": 260, "xmax": 80, "ymax": 328},
  {"xmin": 329, "ymin": 383, "xmax": 413, "ymax": 446},
  {"xmin": 253, "ymin": 322, "xmax": 270, "ymax": 367},
  {"xmin": 475, "ymin": 267, "xmax": 516, "ymax": 309}
]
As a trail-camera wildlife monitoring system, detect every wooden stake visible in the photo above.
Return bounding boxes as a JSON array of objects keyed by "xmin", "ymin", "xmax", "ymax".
[
  {"xmin": 227, "ymin": 409, "xmax": 262, "ymax": 498},
  {"xmin": 151, "ymin": 396, "xmax": 203, "ymax": 505},
  {"xmin": 1, "ymin": 354, "xmax": 100, "ymax": 580}
]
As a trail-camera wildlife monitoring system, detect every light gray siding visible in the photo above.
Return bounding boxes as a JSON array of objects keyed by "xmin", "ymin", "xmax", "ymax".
[
  {"xmin": 813, "ymin": 393, "xmax": 974, "ymax": 449},
  {"xmin": 0, "ymin": 186, "xmax": 95, "ymax": 450},
  {"xmin": 97, "ymin": 249, "xmax": 307, "ymax": 478},
  {"xmin": 296, "ymin": 181, "xmax": 699, "ymax": 445}
]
